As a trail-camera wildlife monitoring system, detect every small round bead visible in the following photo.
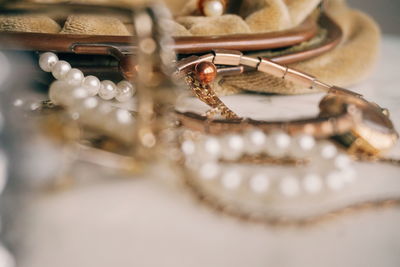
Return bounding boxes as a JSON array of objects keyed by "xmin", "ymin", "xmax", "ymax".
[
  {"xmin": 326, "ymin": 171, "xmax": 345, "ymax": 191},
  {"xmin": 312, "ymin": 141, "xmax": 338, "ymax": 160},
  {"xmin": 199, "ymin": 162, "xmax": 220, "ymax": 180},
  {"xmin": 52, "ymin": 60, "xmax": 71, "ymax": 80},
  {"xmin": 116, "ymin": 80, "xmax": 135, "ymax": 102},
  {"xmin": 302, "ymin": 173, "xmax": 323, "ymax": 194},
  {"xmin": 200, "ymin": 136, "xmax": 222, "ymax": 160},
  {"xmin": 48, "ymin": 80, "xmax": 71, "ymax": 105},
  {"xmin": 334, "ymin": 154, "xmax": 352, "ymax": 170},
  {"xmin": 289, "ymin": 134, "xmax": 316, "ymax": 158},
  {"xmin": 181, "ymin": 140, "xmax": 196, "ymax": 156},
  {"xmin": 280, "ymin": 175, "xmax": 300, "ymax": 197},
  {"xmin": 195, "ymin": 62, "xmax": 217, "ymax": 84},
  {"xmin": 82, "ymin": 97, "xmax": 99, "ymax": 110},
  {"xmin": 72, "ymin": 87, "xmax": 88, "ymax": 99},
  {"xmin": 13, "ymin": 99, "xmax": 24, "ymax": 107},
  {"xmin": 265, "ymin": 131, "xmax": 291, "ymax": 158},
  {"xmin": 39, "ymin": 52, "xmax": 58, "ymax": 72},
  {"xmin": 249, "ymin": 173, "xmax": 270, "ymax": 194},
  {"xmin": 82, "ymin": 75, "xmax": 101, "ymax": 96},
  {"xmin": 64, "ymin": 68, "xmax": 84, "ymax": 86},
  {"xmin": 221, "ymin": 134, "xmax": 245, "ymax": 161},
  {"xmin": 99, "ymin": 80, "xmax": 117, "ymax": 100},
  {"xmin": 115, "ymin": 109, "xmax": 133, "ymax": 125},
  {"xmin": 221, "ymin": 169, "xmax": 242, "ymax": 190},
  {"xmin": 202, "ymin": 0, "xmax": 224, "ymax": 17},
  {"xmin": 244, "ymin": 129, "xmax": 267, "ymax": 155},
  {"xmin": 63, "ymin": 87, "xmax": 88, "ymax": 107}
]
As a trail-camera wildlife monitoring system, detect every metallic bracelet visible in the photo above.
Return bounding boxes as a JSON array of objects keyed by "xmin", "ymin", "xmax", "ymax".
[{"xmin": 175, "ymin": 50, "xmax": 398, "ymax": 155}]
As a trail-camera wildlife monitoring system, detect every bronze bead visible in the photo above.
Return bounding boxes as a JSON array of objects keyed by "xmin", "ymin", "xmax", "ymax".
[{"xmin": 195, "ymin": 62, "xmax": 217, "ymax": 85}]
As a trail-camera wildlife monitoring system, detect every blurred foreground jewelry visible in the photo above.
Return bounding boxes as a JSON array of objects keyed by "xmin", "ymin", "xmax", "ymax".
[
  {"xmin": 177, "ymin": 125, "xmax": 400, "ymax": 227},
  {"xmin": 176, "ymin": 50, "xmax": 398, "ymax": 157},
  {"xmin": 32, "ymin": 3, "xmax": 178, "ymax": 173},
  {"xmin": 0, "ymin": 104, "xmax": 16, "ymax": 266},
  {"xmin": 181, "ymin": 130, "xmax": 356, "ymax": 196}
]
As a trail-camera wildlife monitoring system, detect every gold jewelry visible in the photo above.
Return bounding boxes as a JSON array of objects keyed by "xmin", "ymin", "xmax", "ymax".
[{"xmin": 176, "ymin": 50, "xmax": 398, "ymax": 156}]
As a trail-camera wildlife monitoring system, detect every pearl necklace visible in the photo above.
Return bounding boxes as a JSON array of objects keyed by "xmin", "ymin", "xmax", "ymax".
[
  {"xmin": 181, "ymin": 129, "xmax": 357, "ymax": 197},
  {"xmin": 39, "ymin": 52, "xmax": 136, "ymax": 103},
  {"xmin": 39, "ymin": 52, "xmax": 137, "ymax": 142}
]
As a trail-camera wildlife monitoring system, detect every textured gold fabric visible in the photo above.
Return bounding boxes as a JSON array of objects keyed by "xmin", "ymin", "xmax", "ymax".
[
  {"xmin": 0, "ymin": 0, "xmax": 381, "ymax": 95},
  {"xmin": 221, "ymin": 0, "xmax": 381, "ymax": 95},
  {"xmin": 0, "ymin": 15, "xmax": 60, "ymax": 33},
  {"xmin": 60, "ymin": 15, "xmax": 131, "ymax": 35}
]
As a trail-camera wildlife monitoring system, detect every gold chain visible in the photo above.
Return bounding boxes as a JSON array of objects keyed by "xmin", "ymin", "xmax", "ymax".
[
  {"xmin": 182, "ymin": 174, "xmax": 400, "ymax": 227},
  {"xmin": 185, "ymin": 73, "xmax": 240, "ymax": 119}
]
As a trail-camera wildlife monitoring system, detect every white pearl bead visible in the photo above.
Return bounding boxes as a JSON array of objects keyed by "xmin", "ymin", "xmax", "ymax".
[
  {"xmin": 312, "ymin": 141, "xmax": 338, "ymax": 160},
  {"xmin": 82, "ymin": 75, "xmax": 101, "ymax": 96},
  {"xmin": 221, "ymin": 169, "xmax": 242, "ymax": 190},
  {"xmin": 302, "ymin": 173, "xmax": 323, "ymax": 194},
  {"xmin": 51, "ymin": 60, "xmax": 71, "ymax": 80},
  {"xmin": 280, "ymin": 175, "xmax": 300, "ymax": 197},
  {"xmin": 39, "ymin": 52, "xmax": 58, "ymax": 72},
  {"xmin": 265, "ymin": 131, "xmax": 291, "ymax": 158},
  {"xmin": 115, "ymin": 109, "xmax": 133, "ymax": 125},
  {"xmin": 221, "ymin": 134, "xmax": 245, "ymax": 161},
  {"xmin": 64, "ymin": 68, "xmax": 84, "ymax": 86},
  {"xmin": 326, "ymin": 171, "xmax": 345, "ymax": 191},
  {"xmin": 48, "ymin": 80, "xmax": 71, "ymax": 105},
  {"xmin": 199, "ymin": 162, "xmax": 220, "ymax": 180},
  {"xmin": 200, "ymin": 136, "xmax": 222, "ymax": 160},
  {"xmin": 203, "ymin": 0, "xmax": 224, "ymax": 17},
  {"xmin": 82, "ymin": 97, "xmax": 99, "ymax": 110},
  {"xmin": 249, "ymin": 173, "xmax": 270, "ymax": 193},
  {"xmin": 182, "ymin": 140, "xmax": 196, "ymax": 156},
  {"xmin": 13, "ymin": 99, "xmax": 24, "ymax": 107},
  {"xmin": 63, "ymin": 87, "xmax": 88, "ymax": 107},
  {"xmin": 244, "ymin": 129, "xmax": 267, "ymax": 155},
  {"xmin": 72, "ymin": 87, "xmax": 88, "ymax": 100},
  {"xmin": 289, "ymin": 134, "xmax": 316, "ymax": 158},
  {"xmin": 116, "ymin": 80, "xmax": 135, "ymax": 102},
  {"xmin": 334, "ymin": 154, "xmax": 352, "ymax": 170},
  {"xmin": 99, "ymin": 80, "xmax": 117, "ymax": 100}
]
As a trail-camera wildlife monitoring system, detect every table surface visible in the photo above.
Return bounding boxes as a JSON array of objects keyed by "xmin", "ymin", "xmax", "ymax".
[{"xmin": 19, "ymin": 36, "xmax": 400, "ymax": 267}]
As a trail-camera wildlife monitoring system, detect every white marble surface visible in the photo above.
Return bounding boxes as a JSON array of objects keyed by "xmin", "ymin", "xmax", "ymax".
[{"xmin": 20, "ymin": 36, "xmax": 400, "ymax": 267}]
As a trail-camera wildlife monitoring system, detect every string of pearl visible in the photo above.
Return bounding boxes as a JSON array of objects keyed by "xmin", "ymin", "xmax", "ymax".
[
  {"xmin": 181, "ymin": 129, "xmax": 357, "ymax": 198},
  {"xmin": 39, "ymin": 52, "xmax": 136, "ymax": 141},
  {"xmin": 39, "ymin": 52, "xmax": 136, "ymax": 103}
]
